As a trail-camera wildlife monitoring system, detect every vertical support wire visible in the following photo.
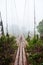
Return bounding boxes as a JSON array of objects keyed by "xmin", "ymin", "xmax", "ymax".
[
  {"xmin": 14, "ymin": 0, "xmax": 18, "ymax": 23},
  {"xmin": 23, "ymin": 0, "xmax": 27, "ymax": 23},
  {"xmin": 6, "ymin": 0, "xmax": 8, "ymax": 35},
  {"xmin": 34, "ymin": 0, "xmax": 36, "ymax": 37}
]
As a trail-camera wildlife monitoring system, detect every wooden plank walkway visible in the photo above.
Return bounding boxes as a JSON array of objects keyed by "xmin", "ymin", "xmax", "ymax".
[
  {"xmin": 14, "ymin": 35, "xmax": 28, "ymax": 65},
  {"xmin": 14, "ymin": 42, "xmax": 27, "ymax": 65}
]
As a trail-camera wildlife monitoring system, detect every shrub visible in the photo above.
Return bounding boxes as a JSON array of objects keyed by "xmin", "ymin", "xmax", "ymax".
[
  {"xmin": 26, "ymin": 36, "xmax": 43, "ymax": 65},
  {"xmin": 0, "ymin": 35, "xmax": 18, "ymax": 65}
]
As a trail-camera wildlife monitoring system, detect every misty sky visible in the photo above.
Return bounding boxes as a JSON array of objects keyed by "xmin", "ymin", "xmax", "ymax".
[{"xmin": 0, "ymin": 0, "xmax": 43, "ymax": 34}]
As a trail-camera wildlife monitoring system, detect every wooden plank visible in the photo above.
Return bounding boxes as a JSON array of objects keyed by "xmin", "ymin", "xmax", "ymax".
[
  {"xmin": 23, "ymin": 47, "xmax": 27, "ymax": 65},
  {"xmin": 14, "ymin": 47, "xmax": 19, "ymax": 65},
  {"xmin": 19, "ymin": 44, "xmax": 23, "ymax": 65}
]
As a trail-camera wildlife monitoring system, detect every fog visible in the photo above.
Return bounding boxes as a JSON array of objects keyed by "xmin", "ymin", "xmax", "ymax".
[{"xmin": 0, "ymin": 0, "xmax": 43, "ymax": 36}]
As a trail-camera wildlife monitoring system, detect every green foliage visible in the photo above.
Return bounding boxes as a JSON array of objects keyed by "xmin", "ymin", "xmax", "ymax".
[
  {"xmin": 0, "ymin": 35, "xmax": 18, "ymax": 65},
  {"xmin": 37, "ymin": 20, "xmax": 43, "ymax": 34},
  {"xmin": 26, "ymin": 35, "xmax": 43, "ymax": 65},
  {"xmin": 26, "ymin": 34, "xmax": 30, "ymax": 42},
  {"xmin": 28, "ymin": 53, "xmax": 43, "ymax": 65}
]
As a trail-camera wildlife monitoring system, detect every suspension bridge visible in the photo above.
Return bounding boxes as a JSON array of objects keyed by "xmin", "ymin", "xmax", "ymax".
[{"xmin": 0, "ymin": 0, "xmax": 36, "ymax": 65}]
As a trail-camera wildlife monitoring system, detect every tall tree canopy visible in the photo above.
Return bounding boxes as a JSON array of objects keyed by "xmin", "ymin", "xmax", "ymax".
[{"xmin": 37, "ymin": 20, "xmax": 43, "ymax": 34}]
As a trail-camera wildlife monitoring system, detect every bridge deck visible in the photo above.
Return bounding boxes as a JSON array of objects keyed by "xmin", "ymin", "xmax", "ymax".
[{"xmin": 14, "ymin": 35, "xmax": 27, "ymax": 65}]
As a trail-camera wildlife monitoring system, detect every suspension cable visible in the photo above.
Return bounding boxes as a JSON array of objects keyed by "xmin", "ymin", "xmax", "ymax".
[
  {"xmin": 14, "ymin": 0, "xmax": 18, "ymax": 22},
  {"xmin": 14, "ymin": 0, "xmax": 27, "ymax": 23},
  {"xmin": 34, "ymin": 0, "xmax": 36, "ymax": 37},
  {"xmin": 6, "ymin": 0, "xmax": 8, "ymax": 36},
  {"xmin": 23, "ymin": 0, "xmax": 27, "ymax": 23}
]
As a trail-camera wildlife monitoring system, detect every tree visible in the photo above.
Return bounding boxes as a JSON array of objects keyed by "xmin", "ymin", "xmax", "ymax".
[
  {"xmin": 37, "ymin": 20, "xmax": 43, "ymax": 39},
  {"xmin": 0, "ymin": 12, "xmax": 4, "ymax": 35},
  {"xmin": 26, "ymin": 32, "xmax": 30, "ymax": 42}
]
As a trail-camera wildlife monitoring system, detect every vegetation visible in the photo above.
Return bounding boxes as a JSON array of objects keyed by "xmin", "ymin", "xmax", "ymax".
[
  {"xmin": 0, "ymin": 35, "xmax": 18, "ymax": 65},
  {"xmin": 37, "ymin": 20, "xmax": 43, "ymax": 39},
  {"xmin": 37, "ymin": 20, "xmax": 43, "ymax": 34},
  {"xmin": 26, "ymin": 20, "xmax": 43, "ymax": 65},
  {"xmin": 26, "ymin": 35, "xmax": 43, "ymax": 65}
]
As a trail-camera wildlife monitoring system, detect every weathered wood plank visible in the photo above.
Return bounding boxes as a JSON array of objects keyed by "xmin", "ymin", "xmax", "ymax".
[
  {"xmin": 14, "ymin": 48, "xmax": 19, "ymax": 65},
  {"xmin": 23, "ymin": 47, "xmax": 27, "ymax": 65},
  {"xmin": 19, "ymin": 43, "xmax": 23, "ymax": 65}
]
